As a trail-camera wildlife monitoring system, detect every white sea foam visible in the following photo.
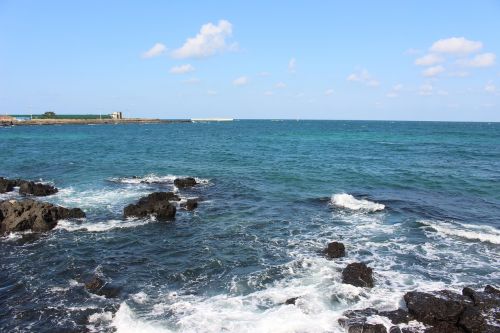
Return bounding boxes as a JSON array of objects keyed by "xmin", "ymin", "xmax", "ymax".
[
  {"xmin": 331, "ymin": 193, "xmax": 385, "ymax": 212},
  {"xmin": 421, "ymin": 220, "xmax": 500, "ymax": 245},
  {"xmin": 55, "ymin": 218, "xmax": 155, "ymax": 233},
  {"xmin": 132, "ymin": 291, "xmax": 149, "ymax": 304},
  {"xmin": 110, "ymin": 174, "xmax": 210, "ymax": 186}
]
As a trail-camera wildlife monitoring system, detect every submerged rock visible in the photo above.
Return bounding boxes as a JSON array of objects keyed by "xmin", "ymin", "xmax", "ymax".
[
  {"xmin": 174, "ymin": 177, "xmax": 197, "ymax": 188},
  {"xmin": 123, "ymin": 192, "xmax": 178, "ymax": 220},
  {"xmin": 19, "ymin": 181, "xmax": 58, "ymax": 196},
  {"xmin": 323, "ymin": 241, "xmax": 346, "ymax": 258},
  {"xmin": 0, "ymin": 199, "xmax": 85, "ymax": 234},
  {"xmin": 342, "ymin": 262, "xmax": 374, "ymax": 288},
  {"xmin": 182, "ymin": 198, "xmax": 199, "ymax": 211},
  {"xmin": 85, "ymin": 275, "xmax": 121, "ymax": 298},
  {"xmin": 285, "ymin": 297, "xmax": 299, "ymax": 305}
]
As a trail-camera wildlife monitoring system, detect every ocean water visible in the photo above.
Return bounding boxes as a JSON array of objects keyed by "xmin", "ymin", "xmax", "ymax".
[{"xmin": 1, "ymin": 120, "xmax": 499, "ymax": 332}]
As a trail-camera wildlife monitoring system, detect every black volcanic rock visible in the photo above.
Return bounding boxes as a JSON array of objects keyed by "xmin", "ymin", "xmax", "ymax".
[
  {"xmin": 324, "ymin": 241, "xmax": 346, "ymax": 258},
  {"xmin": 123, "ymin": 192, "xmax": 178, "ymax": 220},
  {"xmin": 0, "ymin": 177, "xmax": 16, "ymax": 193},
  {"xmin": 85, "ymin": 275, "xmax": 121, "ymax": 299},
  {"xmin": 174, "ymin": 177, "xmax": 197, "ymax": 188},
  {"xmin": 18, "ymin": 181, "xmax": 58, "ymax": 196},
  {"xmin": 0, "ymin": 199, "xmax": 85, "ymax": 234},
  {"xmin": 342, "ymin": 262, "xmax": 374, "ymax": 288},
  {"xmin": 182, "ymin": 198, "xmax": 198, "ymax": 211}
]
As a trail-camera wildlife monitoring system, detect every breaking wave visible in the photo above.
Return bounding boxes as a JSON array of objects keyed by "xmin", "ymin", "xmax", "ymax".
[
  {"xmin": 421, "ymin": 220, "xmax": 500, "ymax": 245},
  {"xmin": 331, "ymin": 193, "xmax": 385, "ymax": 212}
]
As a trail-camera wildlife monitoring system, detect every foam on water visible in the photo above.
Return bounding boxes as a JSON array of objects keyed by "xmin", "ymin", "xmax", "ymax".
[
  {"xmin": 331, "ymin": 193, "xmax": 385, "ymax": 212},
  {"xmin": 421, "ymin": 220, "xmax": 500, "ymax": 245},
  {"xmin": 55, "ymin": 217, "xmax": 156, "ymax": 232},
  {"xmin": 109, "ymin": 174, "xmax": 210, "ymax": 186}
]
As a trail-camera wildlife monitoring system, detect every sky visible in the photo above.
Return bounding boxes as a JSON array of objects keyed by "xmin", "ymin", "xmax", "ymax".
[{"xmin": 1, "ymin": 1, "xmax": 499, "ymax": 121}]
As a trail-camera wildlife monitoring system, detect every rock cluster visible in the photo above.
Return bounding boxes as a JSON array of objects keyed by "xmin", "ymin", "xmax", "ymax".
[
  {"xmin": 174, "ymin": 177, "xmax": 197, "ymax": 188},
  {"xmin": 0, "ymin": 177, "xmax": 58, "ymax": 196},
  {"xmin": 0, "ymin": 199, "xmax": 85, "ymax": 234},
  {"xmin": 338, "ymin": 285, "xmax": 500, "ymax": 333},
  {"xmin": 123, "ymin": 192, "xmax": 179, "ymax": 220}
]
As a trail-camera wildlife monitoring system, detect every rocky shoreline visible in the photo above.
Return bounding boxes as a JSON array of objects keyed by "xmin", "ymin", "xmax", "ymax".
[{"xmin": 1, "ymin": 176, "xmax": 498, "ymax": 332}]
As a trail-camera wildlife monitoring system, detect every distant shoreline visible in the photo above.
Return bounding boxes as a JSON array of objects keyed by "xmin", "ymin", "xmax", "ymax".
[{"xmin": 0, "ymin": 118, "xmax": 191, "ymax": 126}]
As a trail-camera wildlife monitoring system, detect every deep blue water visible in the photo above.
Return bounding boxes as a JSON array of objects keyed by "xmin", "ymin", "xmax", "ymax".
[{"xmin": 1, "ymin": 120, "xmax": 499, "ymax": 332}]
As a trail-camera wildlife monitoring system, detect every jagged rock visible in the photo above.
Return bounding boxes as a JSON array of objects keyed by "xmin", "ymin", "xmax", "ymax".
[
  {"xmin": 0, "ymin": 199, "xmax": 85, "ymax": 234},
  {"xmin": 123, "ymin": 192, "xmax": 178, "ymax": 220},
  {"xmin": 174, "ymin": 177, "xmax": 197, "ymax": 188},
  {"xmin": 339, "ymin": 308, "xmax": 388, "ymax": 333},
  {"xmin": 19, "ymin": 181, "xmax": 58, "ymax": 196},
  {"xmin": 459, "ymin": 286, "xmax": 500, "ymax": 333},
  {"xmin": 324, "ymin": 241, "xmax": 346, "ymax": 258},
  {"xmin": 0, "ymin": 177, "xmax": 16, "ymax": 193},
  {"xmin": 403, "ymin": 290, "xmax": 471, "ymax": 325},
  {"xmin": 342, "ymin": 262, "xmax": 374, "ymax": 287},
  {"xmin": 183, "ymin": 198, "xmax": 198, "ymax": 211},
  {"xmin": 379, "ymin": 309, "xmax": 413, "ymax": 325},
  {"xmin": 285, "ymin": 297, "xmax": 299, "ymax": 305},
  {"xmin": 424, "ymin": 322, "xmax": 466, "ymax": 333},
  {"xmin": 84, "ymin": 275, "xmax": 121, "ymax": 298}
]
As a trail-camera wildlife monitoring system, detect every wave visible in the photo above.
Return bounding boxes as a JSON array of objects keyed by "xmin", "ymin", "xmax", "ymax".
[
  {"xmin": 421, "ymin": 220, "xmax": 500, "ymax": 245},
  {"xmin": 55, "ymin": 218, "xmax": 155, "ymax": 233},
  {"xmin": 331, "ymin": 193, "xmax": 385, "ymax": 212},
  {"xmin": 109, "ymin": 174, "xmax": 210, "ymax": 185}
]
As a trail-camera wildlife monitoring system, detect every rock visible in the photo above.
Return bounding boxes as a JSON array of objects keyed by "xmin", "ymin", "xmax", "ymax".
[
  {"xmin": 379, "ymin": 309, "xmax": 413, "ymax": 325},
  {"xmin": 285, "ymin": 297, "xmax": 299, "ymax": 305},
  {"xmin": 342, "ymin": 262, "xmax": 374, "ymax": 288},
  {"xmin": 183, "ymin": 198, "xmax": 198, "ymax": 211},
  {"xmin": 0, "ymin": 199, "xmax": 85, "ymax": 234},
  {"xmin": 324, "ymin": 241, "xmax": 346, "ymax": 258},
  {"xmin": 174, "ymin": 177, "xmax": 197, "ymax": 188},
  {"xmin": 123, "ymin": 192, "xmax": 178, "ymax": 220},
  {"xmin": 389, "ymin": 328, "xmax": 401, "ymax": 333},
  {"xmin": 85, "ymin": 275, "xmax": 121, "ymax": 298},
  {"xmin": 0, "ymin": 177, "xmax": 16, "ymax": 193},
  {"xmin": 459, "ymin": 286, "xmax": 500, "ymax": 333},
  {"xmin": 424, "ymin": 322, "xmax": 465, "ymax": 333},
  {"xmin": 19, "ymin": 181, "xmax": 58, "ymax": 196},
  {"xmin": 403, "ymin": 290, "xmax": 471, "ymax": 325},
  {"xmin": 339, "ymin": 308, "xmax": 387, "ymax": 333}
]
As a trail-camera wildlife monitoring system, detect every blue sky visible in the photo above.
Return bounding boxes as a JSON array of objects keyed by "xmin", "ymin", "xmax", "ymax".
[{"xmin": 1, "ymin": 1, "xmax": 499, "ymax": 121}]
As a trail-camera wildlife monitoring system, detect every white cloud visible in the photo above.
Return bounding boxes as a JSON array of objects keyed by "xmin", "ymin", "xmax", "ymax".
[
  {"xmin": 207, "ymin": 90, "xmax": 218, "ymax": 95},
  {"xmin": 422, "ymin": 65, "xmax": 445, "ymax": 77},
  {"xmin": 233, "ymin": 76, "xmax": 248, "ymax": 86},
  {"xmin": 142, "ymin": 43, "xmax": 167, "ymax": 58},
  {"xmin": 415, "ymin": 54, "xmax": 444, "ymax": 66},
  {"xmin": 183, "ymin": 77, "xmax": 201, "ymax": 84},
  {"xmin": 418, "ymin": 83, "xmax": 433, "ymax": 96},
  {"xmin": 264, "ymin": 91, "xmax": 274, "ymax": 96},
  {"xmin": 172, "ymin": 20, "xmax": 234, "ymax": 59},
  {"xmin": 347, "ymin": 69, "xmax": 380, "ymax": 87},
  {"xmin": 325, "ymin": 88, "xmax": 334, "ymax": 96},
  {"xmin": 485, "ymin": 81, "xmax": 496, "ymax": 93},
  {"xmin": 288, "ymin": 58, "xmax": 296, "ymax": 73},
  {"xmin": 448, "ymin": 71, "xmax": 469, "ymax": 77},
  {"xmin": 430, "ymin": 37, "xmax": 482, "ymax": 54},
  {"xmin": 275, "ymin": 82, "xmax": 286, "ymax": 88},
  {"xmin": 457, "ymin": 52, "xmax": 496, "ymax": 68},
  {"xmin": 386, "ymin": 84, "xmax": 403, "ymax": 98},
  {"xmin": 169, "ymin": 64, "xmax": 195, "ymax": 74}
]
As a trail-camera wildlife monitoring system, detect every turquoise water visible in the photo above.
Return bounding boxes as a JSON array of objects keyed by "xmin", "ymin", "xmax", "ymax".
[{"xmin": 1, "ymin": 120, "xmax": 499, "ymax": 332}]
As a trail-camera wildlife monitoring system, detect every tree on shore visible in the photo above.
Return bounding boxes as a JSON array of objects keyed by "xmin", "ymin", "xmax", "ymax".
[{"xmin": 42, "ymin": 111, "xmax": 56, "ymax": 118}]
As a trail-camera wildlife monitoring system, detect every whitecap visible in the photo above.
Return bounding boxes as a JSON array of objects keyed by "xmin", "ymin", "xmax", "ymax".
[
  {"xmin": 331, "ymin": 193, "xmax": 385, "ymax": 212},
  {"xmin": 55, "ymin": 218, "xmax": 154, "ymax": 233},
  {"xmin": 109, "ymin": 174, "xmax": 210, "ymax": 186},
  {"xmin": 421, "ymin": 220, "xmax": 500, "ymax": 245}
]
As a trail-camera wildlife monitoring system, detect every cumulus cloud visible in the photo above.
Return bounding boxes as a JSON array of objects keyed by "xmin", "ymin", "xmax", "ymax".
[
  {"xmin": 418, "ymin": 83, "xmax": 433, "ymax": 96},
  {"xmin": 325, "ymin": 88, "xmax": 334, "ymax": 96},
  {"xmin": 347, "ymin": 69, "xmax": 380, "ymax": 87},
  {"xmin": 415, "ymin": 54, "xmax": 444, "ymax": 66},
  {"xmin": 275, "ymin": 82, "xmax": 286, "ymax": 88},
  {"xmin": 172, "ymin": 20, "xmax": 234, "ymax": 59},
  {"xmin": 233, "ymin": 76, "xmax": 248, "ymax": 86},
  {"xmin": 169, "ymin": 64, "xmax": 195, "ymax": 74},
  {"xmin": 142, "ymin": 43, "xmax": 167, "ymax": 58},
  {"xmin": 430, "ymin": 37, "xmax": 482, "ymax": 54},
  {"xmin": 457, "ymin": 53, "xmax": 496, "ymax": 67},
  {"xmin": 485, "ymin": 81, "xmax": 496, "ymax": 93},
  {"xmin": 288, "ymin": 58, "xmax": 296, "ymax": 73},
  {"xmin": 386, "ymin": 84, "xmax": 403, "ymax": 98},
  {"xmin": 423, "ymin": 65, "xmax": 445, "ymax": 77}
]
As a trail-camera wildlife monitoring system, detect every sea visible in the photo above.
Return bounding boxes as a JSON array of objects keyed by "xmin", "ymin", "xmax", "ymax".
[{"xmin": 1, "ymin": 120, "xmax": 499, "ymax": 332}]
